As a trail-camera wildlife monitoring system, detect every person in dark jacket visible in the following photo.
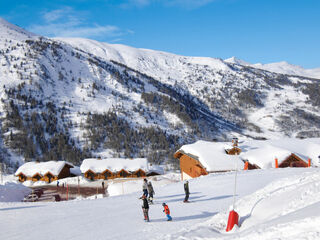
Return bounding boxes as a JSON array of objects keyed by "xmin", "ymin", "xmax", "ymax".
[
  {"xmin": 147, "ymin": 181, "xmax": 154, "ymax": 203},
  {"xmin": 142, "ymin": 178, "xmax": 148, "ymax": 197},
  {"xmin": 162, "ymin": 203, "xmax": 172, "ymax": 221},
  {"xmin": 184, "ymin": 180, "xmax": 190, "ymax": 202},
  {"xmin": 141, "ymin": 195, "xmax": 150, "ymax": 222}
]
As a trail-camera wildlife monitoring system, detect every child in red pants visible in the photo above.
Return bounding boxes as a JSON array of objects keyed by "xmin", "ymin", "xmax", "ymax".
[{"xmin": 162, "ymin": 203, "xmax": 172, "ymax": 221}]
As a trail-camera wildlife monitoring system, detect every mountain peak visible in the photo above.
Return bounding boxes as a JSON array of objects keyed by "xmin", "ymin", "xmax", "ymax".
[
  {"xmin": 0, "ymin": 17, "xmax": 36, "ymax": 41},
  {"xmin": 224, "ymin": 56, "xmax": 250, "ymax": 66}
]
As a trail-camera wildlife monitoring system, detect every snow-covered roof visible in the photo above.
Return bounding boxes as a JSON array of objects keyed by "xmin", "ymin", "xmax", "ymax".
[
  {"xmin": 148, "ymin": 165, "xmax": 165, "ymax": 175},
  {"xmin": 80, "ymin": 158, "xmax": 148, "ymax": 173},
  {"xmin": 177, "ymin": 138, "xmax": 320, "ymax": 170},
  {"xmin": 15, "ymin": 161, "xmax": 74, "ymax": 177},
  {"xmin": 240, "ymin": 138, "xmax": 320, "ymax": 168},
  {"xmin": 178, "ymin": 140, "xmax": 244, "ymax": 171},
  {"xmin": 70, "ymin": 166, "xmax": 82, "ymax": 176},
  {"xmin": 240, "ymin": 144, "xmax": 291, "ymax": 169}
]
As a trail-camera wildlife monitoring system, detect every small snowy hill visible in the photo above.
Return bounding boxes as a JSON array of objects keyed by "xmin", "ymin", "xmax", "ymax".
[{"xmin": 0, "ymin": 168, "xmax": 319, "ymax": 240}]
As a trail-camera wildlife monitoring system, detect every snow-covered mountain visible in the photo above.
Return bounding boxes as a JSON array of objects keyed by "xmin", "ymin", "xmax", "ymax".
[
  {"xmin": 0, "ymin": 17, "xmax": 320, "ymax": 171},
  {"xmin": 225, "ymin": 56, "xmax": 320, "ymax": 79}
]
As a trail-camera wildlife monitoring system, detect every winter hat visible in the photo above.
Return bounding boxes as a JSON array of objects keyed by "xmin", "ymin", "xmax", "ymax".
[{"xmin": 162, "ymin": 203, "xmax": 166, "ymax": 206}]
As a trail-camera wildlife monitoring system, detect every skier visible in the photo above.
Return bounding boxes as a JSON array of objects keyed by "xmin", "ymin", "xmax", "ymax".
[
  {"xmin": 141, "ymin": 195, "xmax": 150, "ymax": 222},
  {"xmin": 184, "ymin": 180, "xmax": 190, "ymax": 202},
  {"xmin": 142, "ymin": 178, "xmax": 148, "ymax": 197},
  {"xmin": 147, "ymin": 181, "xmax": 154, "ymax": 204},
  {"xmin": 162, "ymin": 203, "xmax": 172, "ymax": 221}
]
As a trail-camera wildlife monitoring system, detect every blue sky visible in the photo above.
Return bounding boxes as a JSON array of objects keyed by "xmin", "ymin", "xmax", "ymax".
[{"xmin": 1, "ymin": 0, "xmax": 319, "ymax": 68}]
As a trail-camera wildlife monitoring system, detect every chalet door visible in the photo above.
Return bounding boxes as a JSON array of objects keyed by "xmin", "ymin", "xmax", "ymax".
[
  {"xmin": 48, "ymin": 174, "xmax": 53, "ymax": 183},
  {"xmin": 104, "ymin": 172, "xmax": 109, "ymax": 180}
]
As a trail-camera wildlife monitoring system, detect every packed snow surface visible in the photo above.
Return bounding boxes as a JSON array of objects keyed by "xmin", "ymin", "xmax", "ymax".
[{"xmin": 1, "ymin": 168, "xmax": 320, "ymax": 240}]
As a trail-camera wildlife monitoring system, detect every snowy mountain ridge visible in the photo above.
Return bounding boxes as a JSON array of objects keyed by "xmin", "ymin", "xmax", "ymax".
[
  {"xmin": 0, "ymin": 18, "xmax": 320, "ymax": 171},
  {"xmin": 225, "ymin": 55, "xmax": 320, "ymax": 79}
]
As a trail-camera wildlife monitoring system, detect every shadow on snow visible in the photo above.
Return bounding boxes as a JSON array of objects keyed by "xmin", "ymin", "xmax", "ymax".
[{"xmin": 151, "ymin": 211, "xmax": 218, "ymax": 222}]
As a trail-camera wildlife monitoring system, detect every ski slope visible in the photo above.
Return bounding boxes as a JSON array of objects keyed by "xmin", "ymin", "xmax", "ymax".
[{"xmin": 1, "ymin": 168, "xmax": 320, "ymax": 240}]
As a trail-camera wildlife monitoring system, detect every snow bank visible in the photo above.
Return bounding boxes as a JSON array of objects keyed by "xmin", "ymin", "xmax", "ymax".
[{"xmin": 0, "ymin": 180, "xmax": 30, "ymax": 202}]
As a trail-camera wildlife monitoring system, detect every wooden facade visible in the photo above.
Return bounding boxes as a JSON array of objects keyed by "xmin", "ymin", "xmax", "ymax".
[
  {"xmin": 43, "ymin": 172, "xmax": 56, "ymax": 183},
  {"xmin": 279, "ymin": 153, "xmax": 308, "ymax": 168},
  {"xmin": 83, "ymin": 168, "xmax": 147, "ymax": 181},
  {"xmin": 174, "ymin": 151, "xmax": 208, "ymax": 180},
  {"xmin": 225, "ymin": 147, "xmax": 242, "ymax": 155},
  {"xmin": 32, "ymin": 173, "xmax": 42, "ymax": 182},
  {"xmin": 17, "ymin": 173, "xmax": 27, "ymax": 182},
  {"xmin": 244, "ymin": 153, "xmax": 308, "ymax": 169}
]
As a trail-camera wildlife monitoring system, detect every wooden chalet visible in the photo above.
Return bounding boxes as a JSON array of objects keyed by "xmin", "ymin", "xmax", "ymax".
[
  {"xmin": 174, "ymin": 150, "xmax": 208, "ymax": 180},
  {"xmin": 15, "ymin": 161, "xmax": 74, "ymax": 183},
  {"xmin": 174, "ymin": 140, "xmax": 245, "ymax": 180},
  {"xmin": 278, "ymin": 153, "xmax": 308, "ymax": 168}
]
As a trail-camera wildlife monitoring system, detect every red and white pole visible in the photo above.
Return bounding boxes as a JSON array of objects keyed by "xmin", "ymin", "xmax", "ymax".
[{"xmin": 226, "ymin": 152, "xmax": 239, "ymax": 232}]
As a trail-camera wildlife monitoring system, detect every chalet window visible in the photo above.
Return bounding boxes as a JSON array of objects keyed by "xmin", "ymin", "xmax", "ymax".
[
  {"xmin": 120, "ymin": 170, "xmax": 128, "ymax": 177},
  {"xmin": 104, "ymin": 171, "xmax": 111, "ymax": 179},
  {"xmin": 87, "ymin": 172, "xmax": 95, "ymax": 180},
  {"xmin": 34, "ymin": 175, "xmax": 41, "ymax": 181}
]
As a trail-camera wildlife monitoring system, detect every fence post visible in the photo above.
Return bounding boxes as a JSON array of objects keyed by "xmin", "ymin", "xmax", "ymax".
[
  {"xmin": 78, "ymin": 177, "xmax": 80, "ymax": 197},
  {"xmin": 66, "ymin": 184, "xmax": 69, "ymax": 201}
]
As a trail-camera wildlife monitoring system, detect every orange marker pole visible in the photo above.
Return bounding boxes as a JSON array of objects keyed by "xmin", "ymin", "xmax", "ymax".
[
  {"xmin": 308, "ymin": 159, "xmax": 311, "ymax": 167},
  {"xmin": 275, "ymin": 158, "xmax": 278, "ymax": 168},
  {"xmin": 244, "ymin": 161, "xmax": 248, "ymax": 170}
]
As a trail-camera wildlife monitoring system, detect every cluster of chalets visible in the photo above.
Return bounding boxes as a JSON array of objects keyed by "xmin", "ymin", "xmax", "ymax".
[
  {"xmin": 174, "ymin": 138, "xmax": 320, "ymax": 180},
  {"xmin": 15, "ymin": 158, "xmax": 163, "ymax": 183}
]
